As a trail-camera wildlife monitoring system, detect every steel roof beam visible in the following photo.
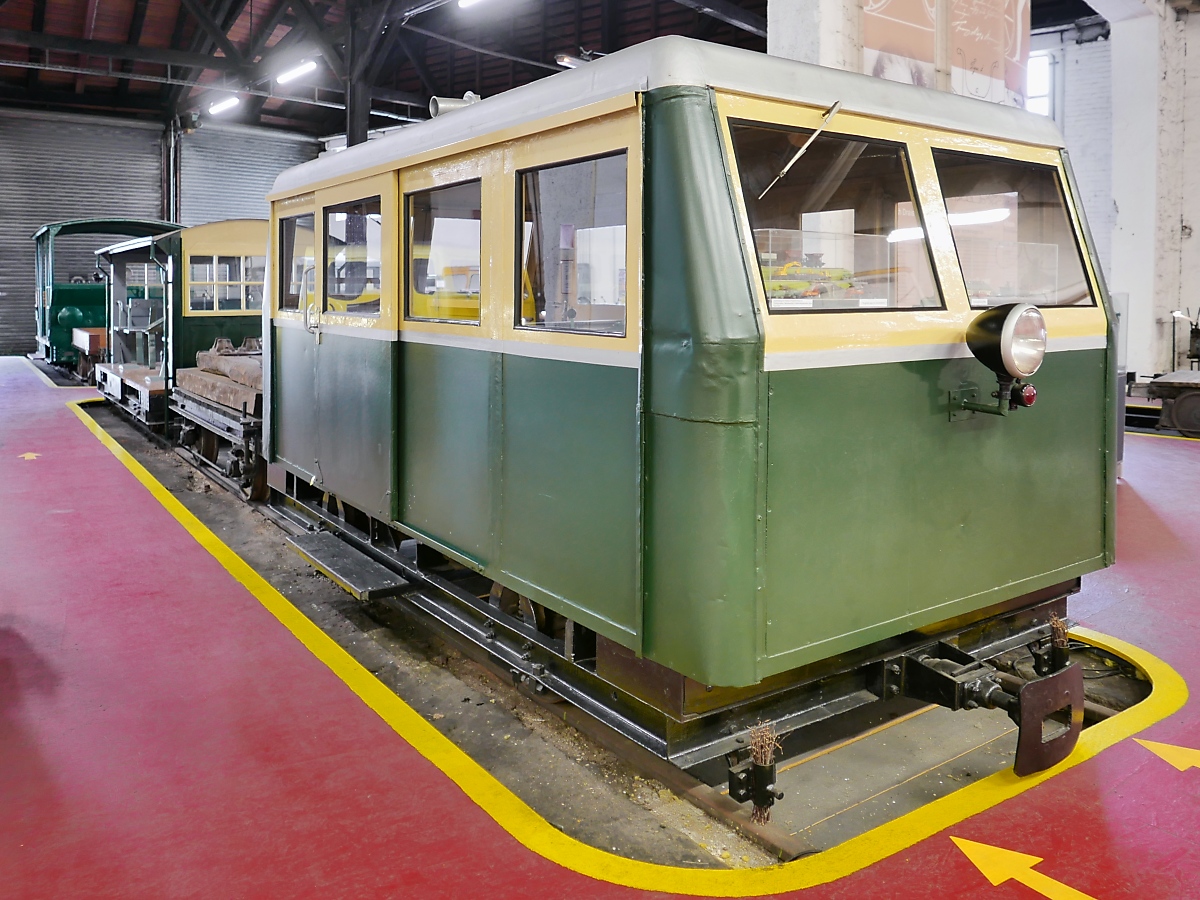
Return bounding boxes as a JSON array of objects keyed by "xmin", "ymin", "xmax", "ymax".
[
  {"xmin": 666, "ymin": 0, "xmax": 767, "ymax": 38},
  {"xmin": 290, "ymin": 0, "xmax": 347, "ymax": 78},
  {"xmin": 0, "ymin": 27, "xmax": 243, "ymax": 71},
  {"xmin": 177, "ymin": 0, "xmax": 246, "ymax": 65}
]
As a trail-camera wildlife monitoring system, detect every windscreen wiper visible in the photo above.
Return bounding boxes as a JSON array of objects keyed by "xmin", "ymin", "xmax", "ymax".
[{"xmin": 757, "ymin": 100, "xmax": 843, "ymax": 201}]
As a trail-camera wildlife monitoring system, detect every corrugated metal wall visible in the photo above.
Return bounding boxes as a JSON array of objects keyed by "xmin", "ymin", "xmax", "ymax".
[
  {"xmin": 178, "ymin": 123, "xmax": 318, "ymax": 227},
  {"xmin": 0, "ymin": 109, "xmax": 164, "ymax": 356}
]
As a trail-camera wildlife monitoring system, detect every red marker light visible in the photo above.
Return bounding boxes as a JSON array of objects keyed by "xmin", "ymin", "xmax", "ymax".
[{"xmin": 1013, "ymin": 383, "xmax": 1038, "ymax": 408}]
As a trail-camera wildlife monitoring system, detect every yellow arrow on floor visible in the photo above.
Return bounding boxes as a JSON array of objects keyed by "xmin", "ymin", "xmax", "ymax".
[
  {"xmin": 1135, "ymin": 738, "xmax": 1200, "ymax": 771},
  {"xmin": 17, "ymin": 452, "xmax": 40, "ymax": 460},
  {"xmin": 951, "ymin": 837, "xmax": 1096, "ymax": 899}
]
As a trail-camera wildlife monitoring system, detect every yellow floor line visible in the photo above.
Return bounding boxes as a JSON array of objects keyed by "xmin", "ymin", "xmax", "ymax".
[
  {"xmin": 67, "ymin": 396, "xmax": 1190, "ymax": 897},
  {"xmin": 24, "ymin": 356, "xmax": 96, "ymax": 391}
]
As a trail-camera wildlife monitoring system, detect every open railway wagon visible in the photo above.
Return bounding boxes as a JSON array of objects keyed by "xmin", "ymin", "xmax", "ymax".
[
  {"xmin": 32, "ymin": 218, "xmax": 178, "ymax": 369},
  {"xmin": 262, "ymin": 36, "xmax": 1115, "ymax": 812},
  {"xmin": 94, "ymin": 219, "xmax": 268, "ymax": 497}
]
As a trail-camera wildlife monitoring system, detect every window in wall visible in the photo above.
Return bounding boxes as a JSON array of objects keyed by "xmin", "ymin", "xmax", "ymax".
[
  {"xmin": 325, "ymin": 197, "xmax": 383, "ymax": 316},
  {"xmin": 407, "ymin": 180, "xmax": 482, "ymax": 323},
  {"xmin": 931, "ymin": 149, "xmax": 1093, "ymax": 308},
  {"xmin": 518, "ymin": 153, "xmax": 627, "ymax": 335},
  {"xmin": 729, "ymin": 122, "xmax": 940, "ymax": 311},
  {"xmin": 189, "ymin": 255, "xmax": 266, "ymax": 312},
  {"xmin": 1026, "ymin": 52, "xmax": 1053, "ymax": 118},
  {"xmin": 279, "ymin": 213, "xmax": 316, "ymax": 311}
]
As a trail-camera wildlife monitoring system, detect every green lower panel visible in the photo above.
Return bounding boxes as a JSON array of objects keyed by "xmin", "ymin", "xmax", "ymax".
[
  {"xmin": 315, "ymin": 332, "xmax": 396, "ymax": 519},
  {"xmin": 498, "ymin": 355, "xmax": 640, "ymax": 644},
  {"xmin": 642, "ymin": 413, "xmax": 760, "ymax": 686},
  {"xmin": 400, "ymin": 342, "xmax": 495, "ymax": 562},
  {"xmin": 761, "ymin": 349, "xmax": 1108, "ymax": 675},
  {"xmin": 273, "ymin": 325, "xmax": 317, "ymax": 479}
]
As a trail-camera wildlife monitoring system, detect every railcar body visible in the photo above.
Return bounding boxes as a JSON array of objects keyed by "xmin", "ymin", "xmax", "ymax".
[
  {"xmin": 94, "ymin": 220, "xmax": 268, "ymax": 493},
  {"xmin": 265, "ymin": 37, "xmax": 1114, "ymax": 773},
  {"xmin": 32, "ymin": 218, "xmax": 178, "ymax": 366}
]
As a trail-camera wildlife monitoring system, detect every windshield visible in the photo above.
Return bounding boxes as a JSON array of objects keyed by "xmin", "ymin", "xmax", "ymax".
[
  {"xmin": 730, "ymin": 121, "xmax": 940, "ymax": 312},
  {"xmin": 931, "ymin": 150, "xmax": 1094, "ymax": 308}
]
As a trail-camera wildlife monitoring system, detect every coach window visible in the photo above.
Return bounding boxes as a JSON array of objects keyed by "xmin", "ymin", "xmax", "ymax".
[
  {"xmin": 189, "ymin": 255, "xmax": 265, "ymax": 313},
  {"xmin": 517, "ymin": 152, "xmax": 627, "ymax": 335},
  {"xmin": 279, "ymin": 213, "xmax": 315, "ymax": 311},
  {"xmin": 324, "ymin": 197, "xmax": 383, "ymax": 316},
  {"xmin": 407, "ymin": 180, "xmax": 482, "ymax": 324},
  {"xmin": 931, "ymin": 150, "xmax": 1094, "ymax": 308},
  {"xmin": 730, "ymin": 122, "xmax": 940, "ymax": 312}
]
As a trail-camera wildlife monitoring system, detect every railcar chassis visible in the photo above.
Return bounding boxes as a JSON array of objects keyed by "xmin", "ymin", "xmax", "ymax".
[{"xmin": 270, "ymin": 471, "xmax": 1087, "ymax": 811}]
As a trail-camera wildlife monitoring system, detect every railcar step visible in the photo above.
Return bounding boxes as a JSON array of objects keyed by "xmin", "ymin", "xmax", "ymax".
[{"xmin": 288, "ymin": 532, "xmax": 409, "ymax": 601}]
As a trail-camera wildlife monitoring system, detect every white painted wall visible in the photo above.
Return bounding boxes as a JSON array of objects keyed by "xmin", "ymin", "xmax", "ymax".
[
  {"xmin": 1030, "ymin": 32, "xmax": 1114, "ymax": 278},
  {"xmin": 767, "ymin": 0, "xmax": 863, "ymax": 69}
]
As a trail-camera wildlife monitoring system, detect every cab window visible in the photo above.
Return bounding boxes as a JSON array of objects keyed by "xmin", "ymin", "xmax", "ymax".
[
  {"xmin": 406, "ymin": 180, "xmax": 482, "ymax": 324},
  {"xmin": 188, "ymin": 255, "xmax": 265, "ymax": 313},
  {"xmin": 279, "ymin": 213, "xmax": 315, "ymax": 311},
  {"xmin": 517, "ymin": 152, "xmax": 627, "ymax": 336},
  {"xmin": 931, "ymin": 150, "xmax": 1094, "ymax": 308},
  {"xmin": 324, "ymin": 197, "xmax": 382, "ymax": 316},
  {"xmin": 730, "ymin": 121, "xmax": 940, "ymax": 312}
]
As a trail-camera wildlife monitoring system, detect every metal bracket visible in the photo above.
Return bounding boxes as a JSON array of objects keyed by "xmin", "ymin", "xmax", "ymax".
[
  {"xmin": 728, "ymin": 760, "xmax": 784, "ymax": 809},
  {"xmin": 1012, "ymin": 663, "xmax": 1085, "ymax": 776},
  {"xmin": 893, "ymin": 642, "xmax": 1084, "ymax": 776},
  {"xmin": 949, "ymin": 382, "xmax": 981, "ymax": 421}
]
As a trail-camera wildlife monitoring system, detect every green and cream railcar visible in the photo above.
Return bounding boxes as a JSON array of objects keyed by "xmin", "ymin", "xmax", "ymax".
[{"xmin": 266, "ymin": 37, "xmax": 1112, "ymax": 769}]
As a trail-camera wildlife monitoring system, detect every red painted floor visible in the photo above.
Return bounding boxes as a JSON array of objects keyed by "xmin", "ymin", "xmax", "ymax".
[{"xmin": 2, "ymin": 355, "xmax": 1198, "ymax": 899}]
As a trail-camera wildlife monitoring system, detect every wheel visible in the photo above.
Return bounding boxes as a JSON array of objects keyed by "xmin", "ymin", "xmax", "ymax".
[
  {"xmin": 244, "ymin": 456, "xmax": 269, "ymax": 502},
  {"xmin": 1172, "ymin": 390, "xmax": 1200, "ymax": 438},
  {"xmin": 197, "ymin": 430, "xmax": 220, "ymax": 463}
]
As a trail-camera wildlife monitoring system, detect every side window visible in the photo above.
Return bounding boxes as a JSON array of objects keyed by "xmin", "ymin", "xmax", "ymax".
[
  {"xmin": 931, "ymin": 150, "xmax": 1094, "ymax": 308},
  {"xmin": 244, "ymin": 256, "xmax": 266, "ymax": 310},
  {"xmin": 324, "ymin": 197, "xmax": 383, "ymax": 316},
  {"xmin": 730, "ymin": 121, "xmax": 941, "ymax": 312},
  {"xmin": 189, "ymin": 256, "xmax": 215, "ymax": 311},
  {"xmin": 406, "ymin": 180, "xmax": 482, "ymax": 324},
  {"xmin": 279, "ymin": 213, "xmax": 315, "ymax": 311},
  {"xmin": 189, "ymin": 255, "xmax": 266, "ymax": 313},
  {"xmin": 517, "ymin": 152, "xmax": 627, "ymax": 336}
]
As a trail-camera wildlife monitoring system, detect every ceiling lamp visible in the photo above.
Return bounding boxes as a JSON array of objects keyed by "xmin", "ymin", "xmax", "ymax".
[
  {"xmin": 277, "ymin": 59, "xmax": 318, "ymax": 84},
  {"xmin": 208, "ymin": 95, "xmax": 241, "ymax": 115}
]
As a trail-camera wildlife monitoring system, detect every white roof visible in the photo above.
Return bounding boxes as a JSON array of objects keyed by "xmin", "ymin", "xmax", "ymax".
[{"xmin": 272, "ymin": 35, "xmax": 1065, "ymax": 198}]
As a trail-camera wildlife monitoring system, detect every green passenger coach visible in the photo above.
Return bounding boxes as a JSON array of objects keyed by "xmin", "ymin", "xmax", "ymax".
[{"xmin": 265, "ymin": 36, "xmax": 1114, "ymax": 779}]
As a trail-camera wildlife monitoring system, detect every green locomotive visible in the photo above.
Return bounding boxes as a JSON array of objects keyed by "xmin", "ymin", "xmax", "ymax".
[{"xmin": 265, "ymin": 37, "xmax": 1114, "ymax": 784}]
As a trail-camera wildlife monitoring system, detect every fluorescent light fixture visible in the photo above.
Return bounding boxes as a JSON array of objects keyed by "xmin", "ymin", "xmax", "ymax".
[
  {"xmin": 207, "ymin": 95, "xmax": 240, "ymax": 115},
  {"xmin": 555, "ymin": 53, "xmax": 588, "ymax": 68},
  {"xmin": 277, "ymin": 59, "xmax": 318, "ymax": 84},
  {"xmin": 887, "ymin": 208, "xmax": 1012, "ymax": 243},
  {"xmin": 458, "ymin": 0, "xmax": 486, "ymax": 7}
]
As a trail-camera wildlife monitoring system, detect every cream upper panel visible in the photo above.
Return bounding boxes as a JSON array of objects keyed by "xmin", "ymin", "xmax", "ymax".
[
  {"xmin": 271, "ymin": 108, "xmax": 641, "ymax": 366},
  {"xmin": 313, "ymin": 108, "xmax": 644, "ymax": 368},
  {"xmin": 714, "ymin": 91, "xmax": 1107, "ymax": 372},
  {"xmin": 272, "ymin": 173, "xmax": 398, "ymax": 333},
  {"xmin": 182, "ymin": 219, "xmax": 268, "ymax": 318}
]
